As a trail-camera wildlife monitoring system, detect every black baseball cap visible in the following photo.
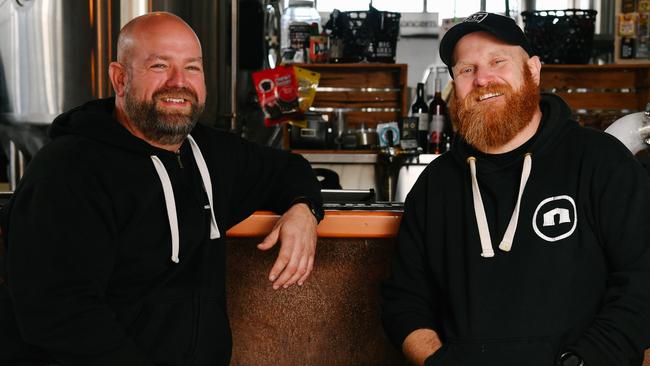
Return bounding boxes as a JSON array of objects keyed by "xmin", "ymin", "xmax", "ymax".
[{"xmin": 439, "ymin": 12, "xmax": 534, "ymax": 77}]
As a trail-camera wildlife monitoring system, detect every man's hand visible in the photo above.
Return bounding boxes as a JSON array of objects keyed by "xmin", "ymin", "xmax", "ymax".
[
  {"xmin": 403, "ymin": 328, "xmax": 443, "ymax": 366},
  {"xmin": 257, "ymin": 203, "xmax": 318, "ymax": 289}
]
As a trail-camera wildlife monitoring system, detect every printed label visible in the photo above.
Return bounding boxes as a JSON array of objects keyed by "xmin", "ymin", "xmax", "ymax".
[{"xmin": 417, "ymin": 113, "xmax": 429, "ymax": 131}]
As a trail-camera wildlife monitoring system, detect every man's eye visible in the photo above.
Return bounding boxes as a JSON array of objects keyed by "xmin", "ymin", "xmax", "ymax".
[
  {"xmin": 186, "ymin": 65, "xmax": 202, "ymax": 71},
  {"xmin": 151, "ymin": 64, "xmax": 167, "ymax": 69},
  {"xmin": 460, "ymin": 67, "xmax": 473, "ymax": 74}
]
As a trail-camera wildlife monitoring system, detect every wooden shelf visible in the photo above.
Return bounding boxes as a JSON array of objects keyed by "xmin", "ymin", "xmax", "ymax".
[
  {"xmin": 294, "ymin": 63, "xmax": 408, "ymax": 127},
  {"xmin": 540, "ymin": 64, "xmax": 650, "ymax": 129}
]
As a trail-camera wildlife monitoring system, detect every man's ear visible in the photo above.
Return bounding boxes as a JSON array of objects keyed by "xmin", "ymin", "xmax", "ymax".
[
  {"xmin": 108, "ymin": 62, "xmax": 126, "ymax": 97},
  {"xmin": 527, "ymin": 55, "xmax": 542, "ymax": 86}
]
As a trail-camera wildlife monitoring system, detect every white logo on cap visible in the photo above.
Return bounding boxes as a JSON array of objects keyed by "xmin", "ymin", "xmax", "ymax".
[{"xmin": 464, "ymin": 12, "xmax": 489, "ymax": 23}]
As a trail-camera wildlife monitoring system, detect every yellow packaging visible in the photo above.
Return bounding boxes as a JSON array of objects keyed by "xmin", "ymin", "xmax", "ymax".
[
  {"xmin": 287, "ymin": 66, "xmax": 321, "ymax": 128},
  {"xmin": 619, "ymin": 13, "xmax": 638, "ymax": 37}
]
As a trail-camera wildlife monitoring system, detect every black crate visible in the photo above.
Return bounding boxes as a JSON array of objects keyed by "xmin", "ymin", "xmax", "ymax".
[
  {"xmin": 522, "ymin": 9, "xmax": 597, "ymax": 64},
  {"xmin": 344, "ymin": 10, "xmax": 400, "ymax": 63}
]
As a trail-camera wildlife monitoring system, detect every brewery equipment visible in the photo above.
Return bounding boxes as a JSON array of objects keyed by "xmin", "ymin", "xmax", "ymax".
[
  {"xmin": 605, "ymin": 104, "xmax": 650, "ymax": 155},
  {"xmin": 0, "ymin": 0, "xmax": 119, "ymax": 188}
]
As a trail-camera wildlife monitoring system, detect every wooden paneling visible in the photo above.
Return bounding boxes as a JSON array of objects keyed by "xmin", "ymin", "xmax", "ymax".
[
  {"xmin": 296, "ymin": 63, "xmax": 408, "ymax": 127},
  {"xmin": 541, "ymin": 64, "xmax": 650, "ymax": 129},
  {"xmin": 541, "ymin": 69, "xmax": 637, "ymax": 89},
  {"xmin": 310, "ymin": 91, "xmax": 401, "ymax": 106},
  {"xmin": 553, "ymin": 92, "xmax": 639, "ymax": 110}
]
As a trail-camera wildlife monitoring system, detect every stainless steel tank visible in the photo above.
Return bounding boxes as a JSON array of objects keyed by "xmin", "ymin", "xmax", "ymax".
[
  {"xmin": 150, "ymin": 0, "xmax": 235, "ymax": 130},
  {"xmin": 0, "ymin": 0, "xmax": 119, "ymax": 189},
  {"xmin": 0, "ymin": 0, "xmax": 119, "ymax": 125}
]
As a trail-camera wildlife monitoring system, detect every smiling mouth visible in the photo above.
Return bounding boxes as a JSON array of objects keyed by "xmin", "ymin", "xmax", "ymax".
[
  {"xmin": 160, "ymin": 97, "xmax": 189, "ymax": 104},
  {"xmin": 478, "ymin": 92, "xmax": 504, "ymax": 101}
]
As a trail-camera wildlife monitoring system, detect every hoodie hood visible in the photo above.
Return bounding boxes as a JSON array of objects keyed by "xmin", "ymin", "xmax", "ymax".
[
  {"xmin": 49, "ymin": 97, "xmax": 166, "ymax": 156},
  {"xmin": 49, "ymin": 97, "xmax": 220, "ymax": 263}
]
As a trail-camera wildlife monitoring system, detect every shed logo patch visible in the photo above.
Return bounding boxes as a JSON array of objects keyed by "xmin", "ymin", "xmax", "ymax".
[
  {"xmin": 532, "ymin": 195, "xmax": 577, "ymax": 242},
  {"xmin": 465, "ymin": 12, "xmax": 489, "ymax": 23}
]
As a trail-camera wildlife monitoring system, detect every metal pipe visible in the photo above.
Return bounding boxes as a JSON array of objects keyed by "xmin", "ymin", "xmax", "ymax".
[
  {"xmin": 17, "ymin": 150, "xmax": 25, "ymax": 184},
  {"xmin": 9, "ymin": 141, "xmax": 16, "ymax": 191}
]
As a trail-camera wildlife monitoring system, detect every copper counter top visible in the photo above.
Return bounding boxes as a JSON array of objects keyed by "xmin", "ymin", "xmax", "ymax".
[{"xmin": 227, "ymin": 210, "xmax": 402, "ymax": 238}]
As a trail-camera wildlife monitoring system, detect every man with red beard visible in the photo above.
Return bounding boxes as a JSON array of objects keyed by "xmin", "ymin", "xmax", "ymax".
[
  {"xmin": 382, "ymin": 12, "xmax": 650, "ymax": 366},
  {"xmin": 0, "ymin": 12, "xmax": 322, "ymax": 365}
]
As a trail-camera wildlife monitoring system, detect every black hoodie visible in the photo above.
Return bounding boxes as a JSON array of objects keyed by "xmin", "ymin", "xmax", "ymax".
[
  {"xmin": 382, "ymin": 94, "xmax": 650, "ymax": 366},
  {"xmin": 0, "ymin": 97, "xmax": 322, "ymax": 365}
]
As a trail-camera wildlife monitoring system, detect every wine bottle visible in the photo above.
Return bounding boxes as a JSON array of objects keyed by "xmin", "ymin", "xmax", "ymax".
[
  {"xmin": 427, "ymin": 69, "xmax": 451, "ymax": 154},
  {"xmin": 411, "ymin": 83, "xmax": 429, "ymax": 150}
]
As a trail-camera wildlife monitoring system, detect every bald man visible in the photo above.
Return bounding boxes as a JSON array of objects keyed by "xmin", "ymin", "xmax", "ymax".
[{"xmin": 0, "ymin": 12, "xmax": 322, "ymax": 365}]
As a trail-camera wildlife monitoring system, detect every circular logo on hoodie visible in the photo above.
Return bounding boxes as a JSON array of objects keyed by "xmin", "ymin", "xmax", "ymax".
[{"xmin": 532, "ymin": 195, "xmax": 577, "ymax": 242}]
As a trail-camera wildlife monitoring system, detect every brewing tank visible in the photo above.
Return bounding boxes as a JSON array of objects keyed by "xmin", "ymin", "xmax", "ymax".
[{"xmin": 0, "ymin": 0, "xmax": 119, "ymax": 125}]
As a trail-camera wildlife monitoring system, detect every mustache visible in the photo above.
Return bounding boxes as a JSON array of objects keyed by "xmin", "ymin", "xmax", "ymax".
[
  {"xmin": 463, "ymin": 83, "xmax": 512, "ymax": 106},
  {"xmin": 153, "ymin": 87, "xmax": 198, "ymax": 104}
]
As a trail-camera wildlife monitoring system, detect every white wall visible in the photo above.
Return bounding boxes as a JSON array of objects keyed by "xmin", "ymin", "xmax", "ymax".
[{"xmin": 395, "ymin": 37, "xmax": 441, "ymax": 88}]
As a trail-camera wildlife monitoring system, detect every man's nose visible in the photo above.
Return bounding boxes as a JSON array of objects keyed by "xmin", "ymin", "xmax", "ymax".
[
  {"xmin": 474, "ymin": 68, "xmax": 496, "ymax": 88},
  {"xmin": 165, "ymin": 66, "xmax": 187, "ymax": 88}
]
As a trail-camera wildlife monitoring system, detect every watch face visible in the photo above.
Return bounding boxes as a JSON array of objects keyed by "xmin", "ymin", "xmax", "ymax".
[{"xmin": 560, "ymin": 352, "xmax": 583, "ymax": 366}]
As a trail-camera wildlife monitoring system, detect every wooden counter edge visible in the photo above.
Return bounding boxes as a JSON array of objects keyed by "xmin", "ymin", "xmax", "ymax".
[{"xmin": 226, "ymin": 210, "xmax": 403, "ymax": 238}]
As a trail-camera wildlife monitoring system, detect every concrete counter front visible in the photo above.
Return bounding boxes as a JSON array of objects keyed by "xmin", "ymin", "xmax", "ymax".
[{"xmin": 225, "ymin": 211, "xmax": 406, "ymax": 366}]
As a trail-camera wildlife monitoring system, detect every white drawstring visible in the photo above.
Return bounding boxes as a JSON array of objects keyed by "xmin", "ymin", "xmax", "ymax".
[
  {"xmin": 467, "ymin": 153, "xmax": 533, "ymax": 258},
  {"xmin": 186, "ymin": 135, "xmax": 221, "ymax": 240},
  {"xmin": 150, "ymin": 155, "xmax": 180, "ymax": 263},
  {"xmin": 150, "ymin": 134, "xmax": 221, "ymax": 264},
  {"xmin": 499, "ymin": 153, "xmax": 532, "ymax": 251},
  {"xmin": 468, "ymin": 156, "xmax": 494, "ymax": 258}
]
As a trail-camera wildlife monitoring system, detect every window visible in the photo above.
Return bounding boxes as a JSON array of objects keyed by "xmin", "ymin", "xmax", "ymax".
[
  {"xmin": 370, "ymin": 0, "xmax": 424, "ymax": 12},
  {"xmin": 534, "ymin": 0, "xmax": 572, "ymax": 9},
  {"xmin": 316, "ymin": 0, "xmax": 423, "ymax": 12},
  {"xmin": 315, "ymin": 0, "xmax": 594, "ymax": 16},
  {"xmin": 316, "ymin": 1, "xmax": 514, "ymax": 19},
  {"xmin": 427, "ymin": 1, "xmax": 480, "ymax": 19}
]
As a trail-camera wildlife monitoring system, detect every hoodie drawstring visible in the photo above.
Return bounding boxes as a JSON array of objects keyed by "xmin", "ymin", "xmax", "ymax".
[
  {"xmin": 150, "ymin": 156, "xmax": 181, "ymax": 263},
  {"xmin": 467, "ymin": 153, "xmax": 532, "ymax": 258},
  {"xmin": 150, "ymin": 134, "xmax": 221, "ymax": 264},
  {"xmin": 186, "ymin": 135, "xmax": 221, "ymax": 240}
]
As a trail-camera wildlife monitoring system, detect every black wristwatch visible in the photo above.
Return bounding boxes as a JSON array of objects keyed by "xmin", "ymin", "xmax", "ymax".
[
  {"xmin": 291, "ymin": 196, "xmax": 324, "ymax": 223},
  {"xmin": 558, "ymin": 352, "xmax": 585, "ymax": 366}
]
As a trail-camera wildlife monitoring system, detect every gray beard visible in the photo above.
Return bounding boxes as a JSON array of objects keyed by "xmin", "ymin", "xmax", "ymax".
[{"xmin": 123, "ymin": 88, "xmax": 204, "ymax": 146}]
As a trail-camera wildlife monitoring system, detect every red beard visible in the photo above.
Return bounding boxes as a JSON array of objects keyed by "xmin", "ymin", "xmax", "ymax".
[{"xmin": 449, "ymin": 65, "xmax": 540, "ymax": 152}]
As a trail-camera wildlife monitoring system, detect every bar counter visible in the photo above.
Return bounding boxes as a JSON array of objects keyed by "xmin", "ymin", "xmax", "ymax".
[
  {"xmin": 228, "ymin": 210, "xmax": 402, "ymax": 238},
  {"xmin": 225, "ymin": 210, "xmax": 406, "ymax": 366}
]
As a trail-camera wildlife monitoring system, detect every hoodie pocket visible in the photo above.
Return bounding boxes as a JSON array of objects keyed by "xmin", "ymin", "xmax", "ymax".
[
  {"xmin": 128, "ymin": 289, "xmax": 199, "ymax": 365},
  {"xmin": 426, "ymin": 337, "xmax": 556, "ymax": 366}
]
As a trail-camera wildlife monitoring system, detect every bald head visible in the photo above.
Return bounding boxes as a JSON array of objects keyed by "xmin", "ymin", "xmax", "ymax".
[
  {"xmin": 116, "ymin": 12, "xmax": 201, "ymax": 65},
  {"xmin": 108, "ymin": 11, "xmax": 207, "ymax": 150}
]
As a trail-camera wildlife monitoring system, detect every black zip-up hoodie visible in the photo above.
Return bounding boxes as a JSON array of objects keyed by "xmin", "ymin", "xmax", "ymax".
[
  {"xmin": 0, "ymin": 97, "xmax": 322, "ymax": 365},
  {"xmin": 382, "ymin": 94, "xmax": 650, "ymax": 366}
]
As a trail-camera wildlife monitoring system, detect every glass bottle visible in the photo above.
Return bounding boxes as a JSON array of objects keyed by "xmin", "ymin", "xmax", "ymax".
[
  {"xmin": 411, "ymin": 83, "xmax": 429, "ymax": 150},
  {"xmin": 427, "ymin": 67, "xmax": 451, "ymax": 154},
  {"xmin": 280, "ymin": 0, "xmax": 321, "ymax": 64}
]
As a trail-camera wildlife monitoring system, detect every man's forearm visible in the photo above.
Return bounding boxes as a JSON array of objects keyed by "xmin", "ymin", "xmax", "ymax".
[{"xmin": 402, "ymin": 328, "xmax": 443, "ymax": 366}]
